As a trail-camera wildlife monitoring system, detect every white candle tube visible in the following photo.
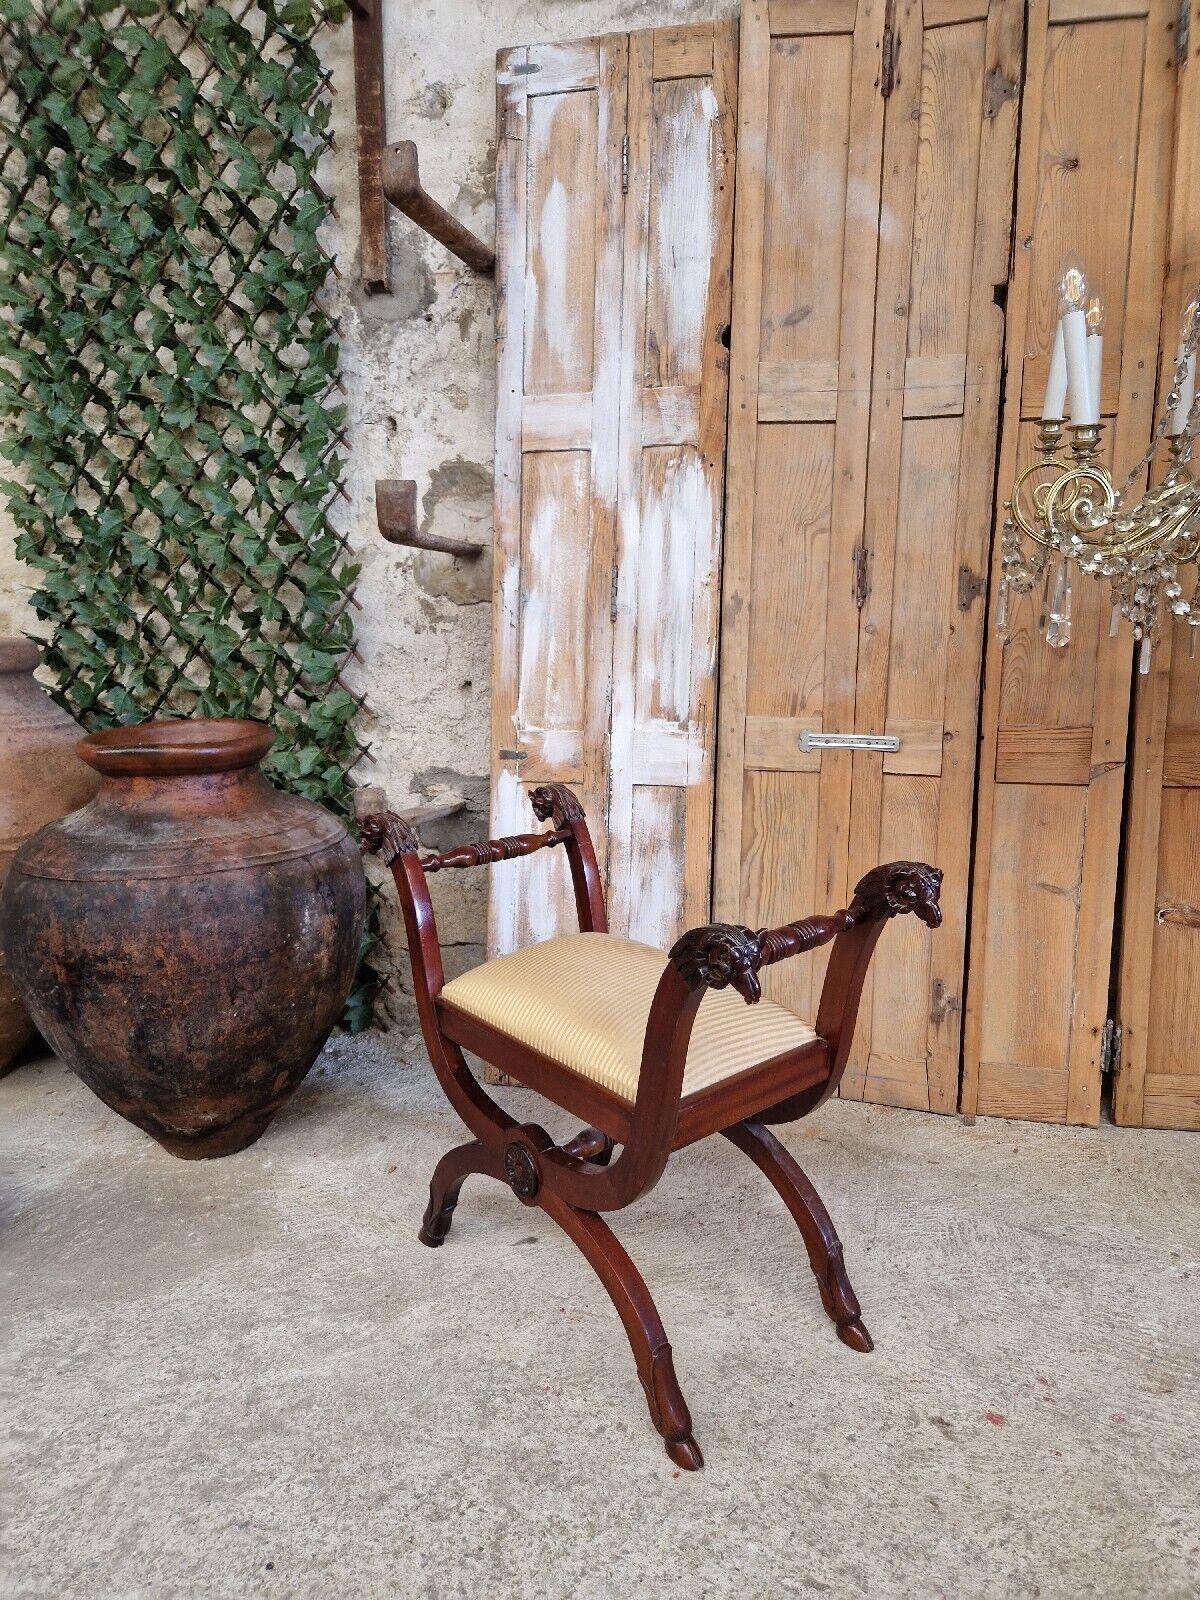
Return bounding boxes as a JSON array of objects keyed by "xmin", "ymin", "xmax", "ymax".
[
  {"xmin": 1062, "ymin": 308, "xmax": 1095, "ymax": 426},
  {"xmin": 1169, "ymin": 344, "xmax": 1197, "ymax": 436},
  {"xmin": 1043, "ymin": 320, "xmax": 1067, "ymax": 421},
  {"xmin": 1087, "ymin": 331, "xmax": 1103, "ymax": 421}
]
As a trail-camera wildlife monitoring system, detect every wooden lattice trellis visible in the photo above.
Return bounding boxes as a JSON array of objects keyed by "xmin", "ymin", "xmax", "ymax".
[{"xmin": 0, "ymin": 0, "xmax": 381, "ymax": 1024}]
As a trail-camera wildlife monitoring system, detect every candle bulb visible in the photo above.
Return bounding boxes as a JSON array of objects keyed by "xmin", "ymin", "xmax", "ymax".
[
  {"xmin": 1169, "ymin": 292, "xmax": 1199, "ymax": 438},
  {"xmin": 1058, "ymin": 260, "xmax": 1096, "ymax": 427},
  {"xmin": 1085, "ymin": 295, "xmax": 1104, "ymax": 422},
  {"xmin": 1043, "ymin": 320, "xmax": 1067, "ymax": 422}
]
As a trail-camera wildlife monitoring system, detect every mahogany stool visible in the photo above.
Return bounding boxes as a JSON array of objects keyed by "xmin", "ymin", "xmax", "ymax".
[{"xmin": 358, "ymin": 783, "xmax": 941, "ymax": 1471}]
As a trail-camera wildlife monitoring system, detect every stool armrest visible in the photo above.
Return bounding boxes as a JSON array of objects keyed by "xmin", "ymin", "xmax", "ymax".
[{"xmin": 660, "ymin": 862, "xmax": 943, "ymax": 1115}]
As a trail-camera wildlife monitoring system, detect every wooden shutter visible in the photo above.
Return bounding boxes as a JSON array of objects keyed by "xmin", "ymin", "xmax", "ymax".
[
  {"xmin": 716, "ymin": 0, "xmax": 890, "ymax": 1033},
  {"xmin": 963, "ymin": 0, "xmax": 1178, "ymax": 1124},
  {"xmin": 1115, "ymin": 0, "xmax": 1199, "ymax": 1132},
  {"xmin": 608, "ymin": 23, "xmax": 737, "ymax": 948},
  {"xmin": 716, "ymin": 0, "xmax": 1020, "ymax": 1114},
  {"xmin": 842, "ymin": 0, "xmax": 1025, "ymax": 1110},
  {"xmin": 491, "ymin": 25, "xmax": 735, "ymax": 957},
  {"xmin": 491, "ymin": 36, "xmax": 627, "ymax": 956}
]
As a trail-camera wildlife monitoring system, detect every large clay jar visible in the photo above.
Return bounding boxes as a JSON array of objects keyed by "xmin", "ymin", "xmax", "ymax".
[
  {"xmin": 0, "ymin": 638, "xmax": 99, "ymax": 1074},
  {"xmin": 1, "ymin": 717, "xmax": 365, "ymax": 1158}
]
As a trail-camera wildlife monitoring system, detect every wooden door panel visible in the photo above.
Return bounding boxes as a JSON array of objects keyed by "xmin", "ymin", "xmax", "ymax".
[
  {"xmin": 843, "ymin": 0, "xmax": 1023, "ymax": 1109},
  {"xmin": 608, "ymin": 22, "xmax": 736, "ymax": 948},
  {"xmin": 491, "ymin": 36, "xmax": 626, "ymax": 956},
  {"xmin": 741, "ymin": 769, "xmax": 823, "ymax": 1022},
  {"xmin": 493, "ymin": 23, "xmax": 734, "ymax": 961},
  {"xmin": 865, "ymin": 772, "xmax": 941, "ymax": 1108},
  {"xmin": 716, "ymin": 0, "xmax": 888, "ymax": 1018},
  {"xmin": 1018, "ymin": 14, "xmax": 1150, "ymax": 420},
  {"xmin": 966, "ymin": 0, "xmax": 1176, "ymax": 1124},
  {"xmin": 1115, "ymin": 0, "xmax": 1197, "ymax": 1130}
]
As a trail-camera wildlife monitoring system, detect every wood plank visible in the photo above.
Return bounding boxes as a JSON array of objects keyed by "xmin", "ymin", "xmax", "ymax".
[
  {"xmin": 924, "ymin": 0, "xmax": 988, "ymax": 23},
  {"xmin": 652, "ymin": 24, "xmax": 714, "ymax": 80},
  {"xmin": 843, "ymin": 0, "xmax": 925, "ymax": 1101},
  {"xmin": 1162, "ymin": 727, "xmax": 1200, "ymax": 786},
  {"xmin": 902, "ymin": 353, "xmax": 967, "ymax": 416},
  {"xmin": 517, "ymin": 41, "xmax": 601, "ymax": 94},
  {"xmin": 1048, "ymin": 0, "xmax": 1149, "ymax": 19},
  {"xmin": 1114, "ymin": 0, "xmax": 1196, "ymax": 1128},
  {"xmin": 975, "ymin": 783, "xmax": 1086, "ymax": 1112},
  {"xmin": 770, "ymin": 0, "xmax": 860, "ymax": 34},
  {"xmin": 640, "ymin": 384, "xmax": 700, "ymax": 446},
  {"xmin": 1139, "ymin": 790, "xmax": 1200, "ymax": 1123},
  {"xmin": 976, "ymin": 1061, "xmax": 1070, "ymax": 1121},
  {"xmin": 1142, "ymin": 1077, "xmax": 1200, "ymax": 1129},
  {"xmin": 714, "ymin": 0, "xmax": 776, "ymax": 921},
  {"xmin": 1018, "ymin": 15, "xmax": 1151, "ymax": 422},
  {"xmin": 1065, "ymin": 0, "xmax": 1176, "ymax": 1127},
  {"xmin": 814, "ymin": 0, "xmax": 890, "ymax": 1002},
  {"xmin": 995, "ymin": 726, "xmax": 1093, "ymax": 784},
  {"xmin": 926, "ymin": 0, "xmax": 1025, "ymax": 1113},
  {"xmin": 758, "ymin": 359, "xmax": 840, "ymax": 421},
  {"xmin": 521, "ymin": 392, "xmax": 592, "ymax": 450},
  {"xmin": 883, "ymin": 717, "xmax": 943, "ymax": 776},
  {"xmin": 744, "ymin": 714, "xmax": 823, "ymax": 771}
]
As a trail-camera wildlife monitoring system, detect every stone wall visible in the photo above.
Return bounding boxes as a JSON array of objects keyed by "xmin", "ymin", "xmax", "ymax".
[{"xmin": 0, "ymin": 0, "xmax": 735, "ymax": 1021}]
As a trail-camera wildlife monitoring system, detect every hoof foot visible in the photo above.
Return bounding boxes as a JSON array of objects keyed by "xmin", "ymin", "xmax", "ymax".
[
  {"xmin": 666, "ymin": 1435, "xmax": 704, "ymax": 1471},
  {"xmin": 837, "ymin": 1318, "xmax": 873, "ymax": 1353},
  {"xmin": 417, "ymin": 1224, "xmax": 446, "ymax": 1248}
]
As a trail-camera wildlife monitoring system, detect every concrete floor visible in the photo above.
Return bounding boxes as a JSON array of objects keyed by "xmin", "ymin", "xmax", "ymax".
[{"xmin": 3, "ymin": 1034, "xmax": 1197, "ymax": 1600}]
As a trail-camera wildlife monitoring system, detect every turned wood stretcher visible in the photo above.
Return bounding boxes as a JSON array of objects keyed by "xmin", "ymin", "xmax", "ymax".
[{"xmin": 357, "ymin": 783, "xmax": 942, "ymax": 1471}]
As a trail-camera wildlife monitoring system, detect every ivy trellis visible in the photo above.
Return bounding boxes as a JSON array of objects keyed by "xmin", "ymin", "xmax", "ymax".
[{"xmin": 0, "ymin": 0, "xmax": 380, "ymax": 1023}]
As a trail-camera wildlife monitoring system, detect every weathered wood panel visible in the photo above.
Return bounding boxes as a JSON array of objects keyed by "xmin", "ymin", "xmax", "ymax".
[
  {"xmin": 842, "ymin": 0, "xmax": 1023, "ymax": 1110},
  {"xmin": 716, "ymin": 0, "xmax": 888, "ymax": 1022},
  {"xmin": 1115, "ymin": 0, "xmax": 1199, "ymax": 1130},
  {"xmin": 964, "ymin": 0, "xmax": 1177, "ymax": 1123},
  {"xmin": 492, "ymin": 24, "xmax": 735, "ymax": 964},
  {"xmin": 718, "ymin": 0, "xmax": 1020, "ymax": 1116},
  {"xmin": 491, "ymin": 37, "xmax": 626, "ymax": 958},
  {"xmin": 609, "ymin": 22, "xmax": 737, "ymax": 949}
]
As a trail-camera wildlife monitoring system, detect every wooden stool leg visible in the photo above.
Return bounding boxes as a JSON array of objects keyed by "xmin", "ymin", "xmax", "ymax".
[
  {"xmin": 539, "ymin": 1191, "xmax": 703, "ymax": 1470},
  {"xmin": 418, "ymin": 1139, "xmax": 500, "ymax": 1247},
  {"xmin": 723, "ymin": 1120, "xmax": 873, "ymax": 1353}
]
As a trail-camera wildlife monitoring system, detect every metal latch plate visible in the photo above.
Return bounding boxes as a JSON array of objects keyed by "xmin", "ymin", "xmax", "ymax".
[{"xmin": 799, "ymin": 731, "xmax": 900, "ymax": 754}]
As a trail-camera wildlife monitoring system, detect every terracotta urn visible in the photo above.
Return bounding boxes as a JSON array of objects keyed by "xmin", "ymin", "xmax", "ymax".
[
  {"xmin": 0, "ymin": 638, "xmax": 99, "ymax": 1074},
  {"xmin": 1, "ymin": 717, "xmax": 365, "ymax": 1157}
]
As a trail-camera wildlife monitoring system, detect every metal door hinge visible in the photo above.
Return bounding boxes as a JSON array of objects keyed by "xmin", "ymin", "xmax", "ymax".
[
  {"xmin": 1178, "ymin": 0, "xmax": 1190, "ymax": 68},
  {"xmin": 610, "ymin": 565, "xmax": 620, "ymax": 622},
  {"xmin": 957, "ymin": 565, "xmax": 985, "ymax": 611},
  {"xmin": 853, "ymin": 543, "xmax": 871, "ymax": 608},
  {"xmin": 621, "ymin": 134, "xmax": 629, "ymax": 194},
  {"xmin": 1101, "ymin": 1018, "xmax": 1123, "ymax": 1078},
  {"xmin": 880, "ymin": 0, "xmax": 899, "ymax": 97}
]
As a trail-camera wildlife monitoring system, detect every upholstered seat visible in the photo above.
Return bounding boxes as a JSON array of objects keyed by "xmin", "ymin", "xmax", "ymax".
[{"xmin": 439, "ymin": 931, "xmax": 820, "ymax": 1104}]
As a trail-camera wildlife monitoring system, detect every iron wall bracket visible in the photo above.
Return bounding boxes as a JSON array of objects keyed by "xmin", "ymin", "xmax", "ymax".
[{"xmin": 349, "ymin": 1, "xmax": 495, "ymax": 292}]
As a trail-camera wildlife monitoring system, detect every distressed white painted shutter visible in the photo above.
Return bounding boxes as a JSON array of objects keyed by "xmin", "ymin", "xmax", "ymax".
[
  {"xmin": 491, "ymin": 25, "xmax": 735, "ymax": 958},
  {"xmin": 608, "ymin": 22, "xmax": 737, "ymax": 947},
  {"xmin": 490, "ymin": 37, "xmax": 627, "ymax": 954}
]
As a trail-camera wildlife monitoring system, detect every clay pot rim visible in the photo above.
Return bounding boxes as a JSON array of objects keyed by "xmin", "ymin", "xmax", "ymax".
[
  {"xmin": 78, "ymin": 718, "xmax": 275, "ymax": 777},
  {"xmin": 0, "ymin": 638, "xmax": 41, "ymax": 675}
]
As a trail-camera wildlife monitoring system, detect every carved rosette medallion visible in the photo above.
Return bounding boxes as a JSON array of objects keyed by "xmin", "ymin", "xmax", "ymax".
[{"xmin": 504, "ymin": 1142, "xmax": 541, "ymax": 1201}]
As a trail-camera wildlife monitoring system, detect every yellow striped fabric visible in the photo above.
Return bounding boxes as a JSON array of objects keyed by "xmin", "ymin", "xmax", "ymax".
[{"xmin": 440, "ymin": 932, "xmax": 819, "ymax": 1104}]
